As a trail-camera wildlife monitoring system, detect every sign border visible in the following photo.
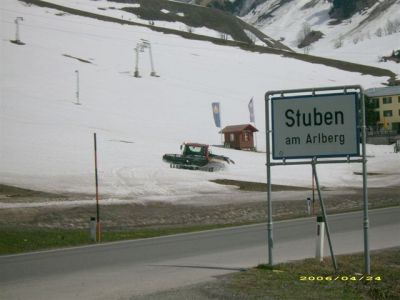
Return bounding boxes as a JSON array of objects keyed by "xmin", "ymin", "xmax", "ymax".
[{"xmin": 271, "ymin": 92, "xmax": 360, "ymax": 160}]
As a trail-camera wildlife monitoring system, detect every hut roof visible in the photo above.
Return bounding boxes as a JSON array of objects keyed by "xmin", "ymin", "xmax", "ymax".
[{"xmin": 220, "ymin": 124, "xmax": 258, "ymax": 133}]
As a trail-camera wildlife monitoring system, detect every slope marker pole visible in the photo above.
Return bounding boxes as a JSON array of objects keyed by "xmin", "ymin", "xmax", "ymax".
[{"xmin": 94, "ymin": 133, "xmax": 101, "ymax": 242}]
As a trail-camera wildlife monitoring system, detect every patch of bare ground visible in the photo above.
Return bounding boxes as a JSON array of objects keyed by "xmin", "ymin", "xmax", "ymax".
[
  {"xmin": 0, "ymin": 184, "xmax": 92, "ymax": 203},
  {"xmin": 0, "ymin": 184, "xmax": 399, "ymax": 231}
]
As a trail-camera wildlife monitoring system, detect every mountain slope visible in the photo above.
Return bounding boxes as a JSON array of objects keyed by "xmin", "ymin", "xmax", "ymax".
[
  {"xmin": 241, "ymin": 0, "xmax": 400, "ymax": 76},
  {"xmin": 16, "ymin": 0, "xmax": 397, "ymax": 82},
  {"xmin": 21, "ymin": 0, "xmax": 291, "ymax": 50},
  {"xmin": 1, "ymin": 0, "xmax": 399, "ymax": 201}
]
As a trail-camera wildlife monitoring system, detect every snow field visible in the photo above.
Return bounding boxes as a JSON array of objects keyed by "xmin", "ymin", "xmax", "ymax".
[{"xmin": 1, "ymin": 0, "xmax": 399, "ymax": 203}]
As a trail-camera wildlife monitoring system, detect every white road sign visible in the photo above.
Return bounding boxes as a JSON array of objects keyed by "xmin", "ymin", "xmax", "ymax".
[{"xmin": 271, "ymin": 93, "xmax": 360, "ymax": 159}]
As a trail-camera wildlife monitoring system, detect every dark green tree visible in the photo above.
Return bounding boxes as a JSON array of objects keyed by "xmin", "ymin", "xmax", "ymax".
[
  {"xmin": 365, "ymin": 97, "xmax": 380, "ymax": 128},
  {"xmin": 207, "ymin": 0, "xmax": 246, "ymax": 14},
  {"xmin": 332, "ymin": 0, "xmax": 357, "ymax": 18}
]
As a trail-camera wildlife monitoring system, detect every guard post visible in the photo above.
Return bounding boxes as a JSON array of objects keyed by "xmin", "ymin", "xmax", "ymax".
[
  {"xmin": 89, "ymin": 217, "xmax": 96, "ymax": 241},
  {"xmin": 306, "ymin": 197, "xmax": 311, "ymax": 215},
  {"xmin": 316, "ymin": 215, "xmax": 325, "ymax": 262}
]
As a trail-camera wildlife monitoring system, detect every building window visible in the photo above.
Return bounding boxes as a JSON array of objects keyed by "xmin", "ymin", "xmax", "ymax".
[
  {"xmin": 382, "ymin": 97, "xmax": 392, "ymax": 104},
  {"xmin": 383, "ymin": 110, "xmax": 393, "ymax": 117},
  {"xmin": 398, "ymin": 96, "xmax": 400, "ymax": 103},
  {"xmin": 230, "ymin": 133, "xmax": 235, "ymax": 142}
]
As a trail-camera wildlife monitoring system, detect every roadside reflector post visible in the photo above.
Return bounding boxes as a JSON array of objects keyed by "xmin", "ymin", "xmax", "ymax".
[
  {"xmin": 89, "ymin": 217, "xmax": 96, "ymax": 241},
  {"xmin": 306, "ymin": 197, "xmax": 311, "ymax": 215},
  {"xmin": 316, "ymin": 215, "xmax": 325, "ymax": 261}
]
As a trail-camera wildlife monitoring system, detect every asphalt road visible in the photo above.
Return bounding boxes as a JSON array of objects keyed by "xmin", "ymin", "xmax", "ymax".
[{"xmin": 1, "ymin": 207, "xmax": 399, "ymax": 299}]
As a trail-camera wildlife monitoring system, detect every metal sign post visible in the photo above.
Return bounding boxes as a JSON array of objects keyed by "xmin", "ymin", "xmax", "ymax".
[
  {"xmin": 265, "ymin": 85, "xmax": 370, "ymax": 274},
  {"xmin": 265, "ymin": 98, "xmax": 273, "ymax": 266},
  {"xmin": 360, "ymin": 88, "xmax": 370, "ymax": 275},
  {"xmin": 94, "ymin": 133, "xmax": 101, "ymax": 242},
  {"xmin": 312, "ymin": 160, "xmax": 338, "ymax": 271}
]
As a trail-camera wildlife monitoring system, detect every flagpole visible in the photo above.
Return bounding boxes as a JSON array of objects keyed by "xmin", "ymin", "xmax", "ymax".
[
  {"xmin": 253, "ymin": 120, "xmax": 258, "ymax": 151},
  {"xmin": 220, "ymin": 103, "xmax": 223, "ymax": 146},
  {"xmin": 249, "ymin": 97, "xmax": 258, "ymax": 151}
]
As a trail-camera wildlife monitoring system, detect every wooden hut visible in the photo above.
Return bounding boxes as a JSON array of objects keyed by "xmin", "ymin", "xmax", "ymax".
[{"xmin": 220, "ymin": 124, "xmax": 258, "ymax": 150}]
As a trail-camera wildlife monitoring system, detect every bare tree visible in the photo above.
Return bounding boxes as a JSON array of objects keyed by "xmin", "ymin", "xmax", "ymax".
[
  {"xmin": 333, "ymin": 35, "xmax": 344, "ymax": 49},
  {"xmin": 296, "ymin": 22, "xmax": 311, "ymax": 47},
  {"xmin": 375, "ymin": 27, "xmax": 383, "ymax": 37},
  {"xmin": 384, "ymin": 18, "xmax": 400, "ymax": 35},
  {"xmin": 219, "ymin": 32, "xmax": 228, "ymax": 40},
  {"xmin": 244, "ymin": 30, "xmax": 257, "ymax": 44},
  {"xmin": 303, "ymin": 44, "xmax": 312, "ymax": 54},
  {"xmin": 186, "ymin": 25, "xmax": 194, "ymax": 33},
  {"xmin": 352, "ymin": 35, "xmax": 362, "ymax": 44}
]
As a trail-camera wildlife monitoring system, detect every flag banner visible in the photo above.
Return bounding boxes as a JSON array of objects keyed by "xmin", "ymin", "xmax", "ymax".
[
  {"xmin": 212, "ymin": 102, "xmax": 221, "ymax": 128},
  {"xmin": 248, "ymin": 97, "xmax": 255, "ymax": 123}
]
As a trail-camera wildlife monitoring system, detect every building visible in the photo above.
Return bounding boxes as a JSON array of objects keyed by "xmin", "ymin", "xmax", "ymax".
[
  {"xmin": 365, "ymin": 86, "xmax": 400, "ymax": 133},
  {"xmin": 220, "ymin": 124, "xmax": 258, "ymax": 150}
]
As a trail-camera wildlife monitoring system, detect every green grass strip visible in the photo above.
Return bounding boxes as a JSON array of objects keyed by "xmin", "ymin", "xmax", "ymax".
[
  {"xmin": 0, "ymin": 224, "xmax": 237, "ymax": 255},
  {"xmin": 229, "ymin": 248, "xmax": 400, "ymax": 299}
]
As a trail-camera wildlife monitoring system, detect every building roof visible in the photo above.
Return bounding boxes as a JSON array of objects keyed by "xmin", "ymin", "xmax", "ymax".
[
  {"xmin": 220, "ymin": 124, "xmax": 258, "ymax": 133},
  {"xmin": 365, "ymin": 86, "xmax": 400, "ymax": 98}
]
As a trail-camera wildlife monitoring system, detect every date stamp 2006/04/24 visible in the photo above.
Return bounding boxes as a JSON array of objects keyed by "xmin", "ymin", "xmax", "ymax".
[{"xmin": 299, "ymin": 275, "xmax": 382, "ymax": 282}]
